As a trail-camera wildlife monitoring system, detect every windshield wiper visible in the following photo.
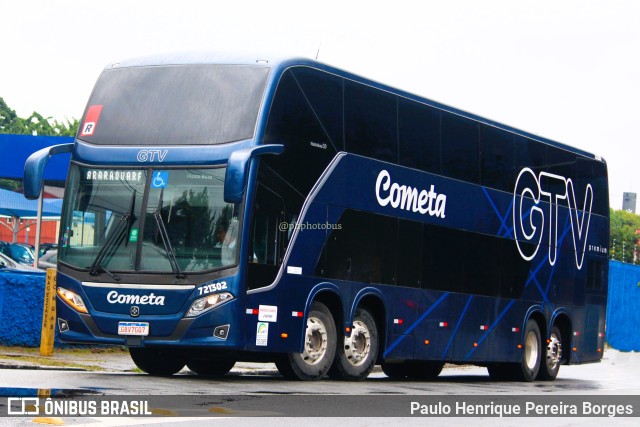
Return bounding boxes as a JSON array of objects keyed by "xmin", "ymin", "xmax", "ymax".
[
  {"xmin": 89, "ymin": 192, "xmax": 136, "ymax": 280},
  {"xmin": 153, "ymin": 211, "xmax": 185, "ymax": 279},
  {"xmin": 88, "ymin": 214, "xmax": 129, "ymax": 280}
]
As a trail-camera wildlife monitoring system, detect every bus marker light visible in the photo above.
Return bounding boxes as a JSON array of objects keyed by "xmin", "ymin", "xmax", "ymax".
[
  {"xmin": 291, "ymin": 311, "xmax": 303, "ymax": 317},
  {"xmin": 281, "ymin": 333, "xmax": 288, "ymax": 339},
  {"xmin": 424, "ymin": 340, "xmax": 430, "ymax": 345},
  {"xmin": 573, "ymin": 347, "xmax": 578, "ymax": 352},
  {"xmin": 480, "ymin": 325, "xmax": 488, "ymax": 330},
  {"xmin": 597, "ymin": 348, "xmax": 602, "ymax": 353},
  {"xmin": 517, "ymin": 344, "xmax": 522, "ymax": 349},
  {"xmin": 473, "ymin": 343, "xmax": 478, "ymax": 347},
  {"xmin": 394, "ymin": 319, "xmax": 403, "ymax": 325},
  {"xmin": 439, "ymin": 322, "xmax": 448, "ymax": 328},
  {"xmin": 345, "ymin": 327, "xmax": 351, "ymax": 333},
  {"xmin": 512, "ymin": 327, "xmax": 520, "ymax": 332},
  {"xmin": 246, "ymin": 308, "xmax": 259, "ymax": 315},
  {"xmin": 573, "ymin": 331, "xmax": 581, "ymax": 336}
]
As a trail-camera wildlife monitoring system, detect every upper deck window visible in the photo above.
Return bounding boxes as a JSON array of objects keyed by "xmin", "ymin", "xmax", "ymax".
[{"xmin": 80, "ymin": 65, "xmax": 269, "ymax": 146}]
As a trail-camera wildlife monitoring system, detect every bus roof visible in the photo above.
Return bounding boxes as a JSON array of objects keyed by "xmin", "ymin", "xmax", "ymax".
[{"xmin": 106, "ymin": 52, "xmax": 601, "ymax": 161}]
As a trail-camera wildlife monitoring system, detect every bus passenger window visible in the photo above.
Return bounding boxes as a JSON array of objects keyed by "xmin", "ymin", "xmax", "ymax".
[
  {"xmin": 250, "ymin": 185, "xmax": 284, "ymax": 265},
  {"xmin": 246, "ymin": 184, "xmax": 286, "ymax": 290}
]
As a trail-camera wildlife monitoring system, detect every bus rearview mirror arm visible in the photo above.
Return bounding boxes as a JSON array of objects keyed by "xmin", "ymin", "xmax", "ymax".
[
  {"xmin": 23, "ymin": 143, "xmax": 74, "ymax": 200},
  {"xmin": 224, "ymin": 144, "xmax": 284, "ymax": 203}
]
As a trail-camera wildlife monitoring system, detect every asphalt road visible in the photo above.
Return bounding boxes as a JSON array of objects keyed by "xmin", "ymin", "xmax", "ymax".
[{"xmin": 0, "ymin": 349, "xmax": 639, "ymax": 426}]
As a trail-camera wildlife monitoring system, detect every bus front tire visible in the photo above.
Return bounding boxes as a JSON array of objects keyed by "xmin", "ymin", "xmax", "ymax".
[
  {"xmin": 275, "ymin": 301, "xmax": 336, "ymax": 380},
  {"xmin": 129, "ymin": 347, "xmax": 186, "ymax": 376},
  {"xmin": 187, "ymin": 358, "xmax": 235, "ymax": 377},
  {"xmin": 537, "ymin": 325, "xmax": 562, "ymax": 381},
  {"xmin": 329, "ymin": 307, "xmax": 378, "ymax": 381}
]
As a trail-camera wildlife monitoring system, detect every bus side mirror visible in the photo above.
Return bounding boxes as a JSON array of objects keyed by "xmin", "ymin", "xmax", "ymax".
[
  {"xmin": 23, "ymin": 143, "xmax": 74, "ymax": 200},
  {"xmin": 224, "ymin": 144, "xmax": 284, "ymax": 203}
]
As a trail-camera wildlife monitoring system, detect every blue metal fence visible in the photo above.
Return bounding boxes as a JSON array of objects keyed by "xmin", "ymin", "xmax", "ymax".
[{"xmin": 606, "ymin": 261, "xmax": 640, "ymax": 351}]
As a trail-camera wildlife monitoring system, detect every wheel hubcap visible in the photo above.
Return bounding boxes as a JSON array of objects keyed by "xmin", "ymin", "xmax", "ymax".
[
  {"xmin": 524, "ymin": 330, "xmax": 539, "ymax": 370},
  {"xmin": 546, "ymin": 333, "xmax": 562, "ymax": 371},
  {"xmin": 301, "ymin": 316, "xmax": 328, "ymax": 365},
  {"xmin": 344, "ymin": 320, "xmax": 371, "ymax": 366}
]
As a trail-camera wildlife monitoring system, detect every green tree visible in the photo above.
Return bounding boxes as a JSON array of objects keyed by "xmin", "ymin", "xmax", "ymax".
[
  {"xmin": 0, "ymin": 96, "xmax": 78, "ymax": 136},
  {"xmin": 610, "ymin": 208, "xmax": 640, "ymax": 264},
  {"xmin": 0, "ymin": 97, "xmax": 29, "ymax": 134}
]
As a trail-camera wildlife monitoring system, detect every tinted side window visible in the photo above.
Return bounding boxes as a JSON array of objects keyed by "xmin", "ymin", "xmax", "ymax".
[
  {"xmin": 317, "ymin": 210, "xmax": 397, "ymax": 285},
  {"xmin": 264, "ymin": 70, "xmax": 338, "ymax": 196},
  {"xmin": 293, "ymin": 67, "xmax": 344, "ymax": 151},
  {"xmin": 396, "ymin": 219, "xmax": 422, "ymax": 288},
  {"xmin": 586, "ymin": 259, "xmax": 604, "ymax": 290},
  {"xmin": 422, "ymin": 224, "xmax": 527, "ymax": 298},
  {"xmin": 480, "ymin": 125, "xmax": 515, "ymax": 192},
  {"xmin": 441, "ymin": 112, "xmax": 479, "ymax": 183},
  {"xmin": 399, "ymin": 99, "xmax": 441, "ymax": 174},
  {"xmin": 345, "ymin": 81, "xmax": 398, "ymax": 163},
  {"xmin": 576, "ymin": 157, "xmax": 609, "ymax": 217},
  {"xmin": 515, "ymin": 135, "xmax": 546, "ymax": 175}
]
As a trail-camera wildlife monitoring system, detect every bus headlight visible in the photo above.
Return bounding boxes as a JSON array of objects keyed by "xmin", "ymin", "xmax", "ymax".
[
  {"xmin": 186, "ymin": 292, "xmax": 234, "ymax": 317},
  {"xmin": 57, "ymin": 287, "xmax": 88, "ymax": 313}
]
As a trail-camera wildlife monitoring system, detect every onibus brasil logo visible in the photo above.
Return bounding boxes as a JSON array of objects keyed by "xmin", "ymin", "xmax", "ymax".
[{"xmin": 513, "ymin": 168, "xmax": 593, "ymax": 270}]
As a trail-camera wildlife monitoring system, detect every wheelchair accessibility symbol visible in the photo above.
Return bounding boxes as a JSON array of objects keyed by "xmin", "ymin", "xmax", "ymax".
[{"xmin": 151, "ymin": 171, "xmax": 169, "ymax": 188}]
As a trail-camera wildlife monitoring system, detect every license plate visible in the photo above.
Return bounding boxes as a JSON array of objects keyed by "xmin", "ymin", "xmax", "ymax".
[{"xmin": 118, "ymin": 322, "xmax": 149, "ymax": 336}]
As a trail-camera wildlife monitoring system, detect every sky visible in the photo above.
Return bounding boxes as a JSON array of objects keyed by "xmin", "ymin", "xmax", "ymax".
[{"xmin": 1, "ymin": 0, "xmax": 638, "ymax": 209}]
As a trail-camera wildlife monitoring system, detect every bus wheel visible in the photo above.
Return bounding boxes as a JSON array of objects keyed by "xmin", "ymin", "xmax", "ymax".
[
  {"xmin": 382, "ymin": 362, "xmax": 410, "ymax": 379},
  {"xmin": 275, "ymin": 301, "xmax": 337, "ymax": 380},
  {"xmin": 329, "ymin": 307, "xmax": 378, "ymax": 381},
  {"xmin": 487, "ymin": 363, "xmax": 511, "ymax": 381},
  {"xmin": 187, "ymin": 358, "xmax": 235, "ymax": 377},
  {"xmin": 518, "ymin": 319, "xmax": 542, "ymax": 381},
  {"xmin": 129, "ymin": 347, "xmax": 186, "ymax": 376},
  {"xmin": 537, "ymin": 325, "xmax": 562, "ymax": 381},
  {"xmin": 407, "ymin": 361, "xmax": 444, "ymax": 380}
]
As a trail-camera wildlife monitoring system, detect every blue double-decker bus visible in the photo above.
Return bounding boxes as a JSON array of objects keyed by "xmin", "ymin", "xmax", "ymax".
[{"xmin": 25, "ymin": 53, "xmax": 609, "ymax": 381}]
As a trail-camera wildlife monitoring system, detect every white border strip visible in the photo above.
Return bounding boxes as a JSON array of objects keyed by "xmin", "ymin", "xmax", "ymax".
[{"xmin": 82, "ymin": 282, "xmax": 195, "ymax": 290}]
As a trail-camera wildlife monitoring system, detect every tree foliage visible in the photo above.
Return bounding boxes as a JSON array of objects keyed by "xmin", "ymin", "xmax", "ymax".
[
  {"xmin": 0, "ymin": 96, "xmax": 78, "ymax": 136},
  {"xmin": 610, "ymin": 208, "xmax": 640, "ymax": 264}
]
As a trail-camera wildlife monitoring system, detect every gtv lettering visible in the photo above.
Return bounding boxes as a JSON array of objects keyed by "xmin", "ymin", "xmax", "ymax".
[
  {"xmin": 513, "ymin": 168, "xmax": 593, "ymax": 269},
  {"xmin": 136, "ymin": 149, "xmax": 168, "ymax": 162}
]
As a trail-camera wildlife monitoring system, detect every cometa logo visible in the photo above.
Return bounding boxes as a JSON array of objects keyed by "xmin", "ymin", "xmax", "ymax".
[
  {"xmin": 107, "ymin": 291, "xmax": 166, "ymax": 306},
  {"xmin": 375, "ymin": 170, "xmax": 447, "ymax": 218}
]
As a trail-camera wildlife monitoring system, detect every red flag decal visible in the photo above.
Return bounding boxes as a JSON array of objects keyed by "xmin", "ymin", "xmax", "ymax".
[{"xmin": 80, "ymin": 105, "xmax": 103, "ymax": 136}]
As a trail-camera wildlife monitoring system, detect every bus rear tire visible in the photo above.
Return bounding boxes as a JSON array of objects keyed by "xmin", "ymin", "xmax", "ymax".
[
  {"xmin": 129, "ymin": 347, "xmax": 186, "ymax": 376},
  {"xmin": 518, "ymin": 319, "xmax": 542, "ymax": 381},
  {"xmin": 187, "ymin": 358, "xmax": 235, "ymax": 377},
  {"xmin": 382, "ymin": 361, "xmax": 443, "ymax": 380},
  {"xmin": 275, "ymin": 301, "xmax": 336, "ymax": 380},
  {"xmin": 487, "ymin": 319, "xmax": 541, "ymax": 382},
  {"xmin": 329, "ymin": 307, "xmax": 378, "ymax": 381},
  {"xmin": 537, "ymin": 325, "xmax": 562, "ymax": 381},
  {"xmin": 381, "ymin": 361, "xmax": 409, "ymax": 379}
]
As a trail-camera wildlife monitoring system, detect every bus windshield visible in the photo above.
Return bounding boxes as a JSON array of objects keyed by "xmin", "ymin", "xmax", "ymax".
[
  {"xmin": 79, "ymin": 64, "xmax": 269, "ymax": 146},
  {"xmin": 59, "ymin": 165, "xmax": 240, "ymax": 275}
]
